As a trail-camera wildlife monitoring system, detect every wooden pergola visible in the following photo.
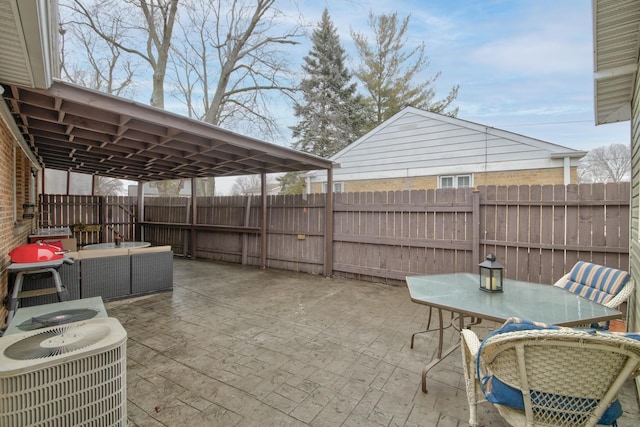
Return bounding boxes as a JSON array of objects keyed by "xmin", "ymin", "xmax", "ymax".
[{"xmin": 1, "ymin": 80, "xmax": 336, "ymax": 276}]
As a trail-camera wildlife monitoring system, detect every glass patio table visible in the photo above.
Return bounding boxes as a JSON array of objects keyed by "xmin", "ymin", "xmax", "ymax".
[
  {"xmin": 406, "ymin": 272, "xmax": 623, "ymax": 393},
  {"xmin": 82, "ymin": 241, "xmax": 151, "ymax": 250}
]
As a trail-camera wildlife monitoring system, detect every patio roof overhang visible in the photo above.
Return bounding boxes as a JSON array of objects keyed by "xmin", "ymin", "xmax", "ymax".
[
  {"xmin": 592, "ymin": 0, "xmax": 640, "ymax": 125},
  {"xmin": 1, "ymin": 80, "xmax": 334, "ymax": 182}
]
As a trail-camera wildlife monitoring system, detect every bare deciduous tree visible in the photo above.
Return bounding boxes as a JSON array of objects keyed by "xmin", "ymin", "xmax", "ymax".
[
  {"xmin": 94, "ymin": 176, "xmax": 125, "ymax": 196},
  {"xmin": 231, "ymin": 174, "xmax": 276, "ymax": 195},
  {"xmin": 63, "ymin": 0, "xmax": 179, "ymax": 108},
  {"xmin": 169, "ymin": 0, "xmax": 302, "ymax": 139},
  {"xmin": 59, "ymin": 6, "xmax": 136, "ymax": 96},
  {"xmin": 578, "ymin": 144, "xmax": 631, "ymax": 183}
]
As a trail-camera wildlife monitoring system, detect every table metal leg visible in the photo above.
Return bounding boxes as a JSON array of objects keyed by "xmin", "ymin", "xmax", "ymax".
[
  {"xmin": 410, "ymin": 306, "xmax": 434, "ymax": 349},
  {"xmin": 416, "ymin": 310, "xmax": 481, "ymax": 393}
]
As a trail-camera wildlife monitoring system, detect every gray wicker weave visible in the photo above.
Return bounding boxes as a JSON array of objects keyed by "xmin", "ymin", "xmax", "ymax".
[
  {"xmin": 130, "ymin": 251, "xmax": 174, "ymax": 295},
  {"xmin": 461, "ymin": 327, "xmax": 640, "ymax": 427},
  {"xmin": 80, "ymin": 255, "xmax": 131, "ymax": 300}
]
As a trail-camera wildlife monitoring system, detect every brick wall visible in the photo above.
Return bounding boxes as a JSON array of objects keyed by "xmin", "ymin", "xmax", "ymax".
[
  {"xmin": 311, "ymin": 167, "xmax": 577, "ymax": 193},
  {"xmin": 0, "ymin": 115, "xmax": 37, "ymax": 326}
]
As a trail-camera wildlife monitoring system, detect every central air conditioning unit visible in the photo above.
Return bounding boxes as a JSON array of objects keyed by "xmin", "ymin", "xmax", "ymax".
[{"xmin": 0, "ymin": 317, "xmax": 127, "ymax": 426}]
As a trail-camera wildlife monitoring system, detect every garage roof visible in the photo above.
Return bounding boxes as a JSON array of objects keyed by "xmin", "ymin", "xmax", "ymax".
[{"xmin": 2, "ymin": 81, "xmax": 334, "ymax": 182}]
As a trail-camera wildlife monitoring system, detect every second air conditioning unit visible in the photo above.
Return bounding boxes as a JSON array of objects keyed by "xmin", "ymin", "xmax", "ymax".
[{"xmin": 0, "ymin": 317, "xmax": 127, "ymax": 426}]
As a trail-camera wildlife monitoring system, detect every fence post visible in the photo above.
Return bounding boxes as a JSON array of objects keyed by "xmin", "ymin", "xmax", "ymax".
[
  {"xmin": 325, "ymin": 168, "xmax": 334, "ymax": 278},
  {"xmin": 242, "ymin": 195, "xmax": 251, "ymax": 265},
  {"xmin": 100, "ymin": 196, "xmax": 107, "ymax": 243},
  {"xmin": 472, "ymin": 188, "xmax": 480, "ymax": 265},
  {"xmin": 190, "ymin": 178, "xmax": 197, "ymax": 258}
]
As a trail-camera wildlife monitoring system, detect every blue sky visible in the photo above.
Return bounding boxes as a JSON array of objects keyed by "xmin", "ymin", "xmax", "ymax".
[{"xmin": 281, "ymin": 0, "xmax": 629, "ymax": 152}]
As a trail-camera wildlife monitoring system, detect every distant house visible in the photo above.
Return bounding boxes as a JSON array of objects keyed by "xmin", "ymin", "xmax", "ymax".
[
  {"xmin": 306, "ymin": 107, "xmax": 586, "ymax": 193},
  {"xmin": 128, "ymin": 181, "xmax": 193, "ymax": 197},
  {"xmin": 243, "ymin": 183, "xmax": 281, "ymax": 196}
]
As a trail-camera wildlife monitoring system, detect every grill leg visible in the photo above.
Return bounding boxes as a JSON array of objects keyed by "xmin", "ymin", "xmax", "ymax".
[{"xmin": 6, "ymin": 267, "xmax": 70, "ymax": 325}]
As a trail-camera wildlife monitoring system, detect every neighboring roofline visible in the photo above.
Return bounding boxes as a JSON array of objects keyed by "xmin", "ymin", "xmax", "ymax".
[
  {"xmin": 550, "ymin": 151, "xmax": 588, "ymax": 159},
  {"xmin": 7, "ymin": 0, "xmax": 58, "ymax": 88},
  {"xmin": 331, "ymin": 106, "xmax": 584, "ymax": 160}
]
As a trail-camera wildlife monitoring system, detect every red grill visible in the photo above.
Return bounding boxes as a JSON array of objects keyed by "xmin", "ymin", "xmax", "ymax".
[{"xmin": 9, "ymin": 242, "xmax": 64, "ymax": 263}]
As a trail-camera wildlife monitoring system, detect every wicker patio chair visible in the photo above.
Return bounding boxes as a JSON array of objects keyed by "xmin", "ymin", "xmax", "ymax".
[{"xmin": 461, "ymin": 318, "xmax": 640, "ymax": 427}]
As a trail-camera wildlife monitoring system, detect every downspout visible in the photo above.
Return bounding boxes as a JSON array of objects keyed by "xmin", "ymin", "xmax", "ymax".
[
  {"xmin": 563, "ymin": 156, "xmax": 571, "ymax": 185},
  {"xmin": 550, "ymin": 152, "xmax": 588, "ymax": 185}
]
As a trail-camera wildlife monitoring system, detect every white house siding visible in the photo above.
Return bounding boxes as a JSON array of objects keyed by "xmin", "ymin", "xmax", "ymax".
[
  {"xmin": 628, "ymin": 50, "xmax": 640, "ymax": 400},
  {"xmin": 310, "ymin": 108, "xmax": 583, "ymax": 185}
]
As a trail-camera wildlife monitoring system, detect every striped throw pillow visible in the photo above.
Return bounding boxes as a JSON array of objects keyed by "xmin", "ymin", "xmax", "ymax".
[{"xmin": 557, "ymin": 261, "xmax": 630, "ymax": 305}]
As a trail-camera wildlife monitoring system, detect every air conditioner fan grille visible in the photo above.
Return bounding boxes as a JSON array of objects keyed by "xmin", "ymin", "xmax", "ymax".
[{"xmin": 4, "ymin": 323, "xmax": 111, "ymax": 360}]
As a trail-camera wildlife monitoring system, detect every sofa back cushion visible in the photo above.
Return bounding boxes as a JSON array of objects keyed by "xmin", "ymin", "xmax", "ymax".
[{"xmin": 78, "ymin": 248, "xmax": 130, "ymax": 259}]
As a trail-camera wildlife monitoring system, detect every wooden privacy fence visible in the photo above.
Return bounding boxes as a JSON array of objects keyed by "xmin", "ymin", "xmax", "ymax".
[
  {"xmin": 39, "ymin": 194, "xmax": 138, "ymax": 245},
  {"xmin": 479, "ymin": 183, "xmax": 629, "ymax": 285},
  {"xmin": 38, "ymin": 183, "xmax": 630, "ymax": 285}
]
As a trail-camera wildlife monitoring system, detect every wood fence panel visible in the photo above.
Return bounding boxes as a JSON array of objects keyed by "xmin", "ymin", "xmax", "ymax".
[
  {"xmin": 484, "ymin": 185, "xmax": 497, "ymax": 246},
  {"xmin": 371, "ymin": 191, "xmax": 384, "ymax": 271},
  {"xmin": 516, "ymin": 186, "xmax": 530, "ymax": 281},
  {"xmin": 539, "ymin": 186, "xmax": 554, "ymax": 284},
  {"xmin": 495, "ymin": 186, "xmax": 507, "ymax": 245},
  {"xmin": 412, "ymin": 190, "xmax": 426, "ymax": 274},
  {"xmin": 424, "ymin": 190, "xmax": 436, "ymax": 274},
  {"xmin": 433, "ymin": 190, "xmax": 447, "ymax": 274},
  {"xmin": 528, "ymin": 185, "xmax": 542, "ymax": 283},
  {"xmin": 504, "ymin": 186, "xmax": 520, "ymax": 278},
  {"xmin": 565, "ymin": 185, "xmax": 579, "ymax": 269},
  {"xmin": 553, "ymin": 185, "xmax": 567, "ymax": 279},
  {"xmin": 457, "ymin": 189, "xmax": 470, "ymax": 272},
  {"xmin": 37, "ymin": 183, "xmax": 630, "ymax": 286},
  {"xmin": 606, "ymin": 182, "xmax": 630, "ymax": 270},
  {"xmin": 578, "ymin": 184, "xmax": 594, "ymax": 263},
  {"xmin": 591, "ymin": 184, "xmax": 607, "ymax": 266}
]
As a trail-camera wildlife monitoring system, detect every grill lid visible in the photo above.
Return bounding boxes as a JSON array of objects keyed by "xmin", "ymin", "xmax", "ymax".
[{"xmin": 9, "ymin": 242, "xmax": 64, "ymax": 263}]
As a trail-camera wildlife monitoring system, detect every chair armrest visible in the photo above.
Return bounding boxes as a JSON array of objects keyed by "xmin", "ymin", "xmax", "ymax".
[
  {"xmin": 461, "ymin": 329, "xmax": 481, "ymax": 360},
  {"xmin": 461, "ymin": 329, "xmax": 482, "ymax": 383},
  {"xmin": 460, "ymin": 328, "xmax": 484, "ymax": 427},
  {"xmin": 605, "ymin": 277, "xmax": 635, "ymax": 309}
]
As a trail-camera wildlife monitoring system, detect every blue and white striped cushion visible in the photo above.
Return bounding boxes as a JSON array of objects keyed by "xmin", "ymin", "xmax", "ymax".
[{"xmin": 557, "ymin": 261, "xmax": 630, "ymax": 305}]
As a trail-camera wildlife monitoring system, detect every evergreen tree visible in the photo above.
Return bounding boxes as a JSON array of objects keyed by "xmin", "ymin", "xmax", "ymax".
[
  {"xmin": 352, "ymin": 11, "xmax": 459, "ymax": 127},
  {"xmin": 291, "ymin": 9, "xmax": 369, "ymax": 158}
]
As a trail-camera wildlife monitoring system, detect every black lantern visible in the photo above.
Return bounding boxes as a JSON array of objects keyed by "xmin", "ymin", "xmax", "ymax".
[{"xmin": 479, "ymin": 253, "xmax": 504, "ymax": 293}]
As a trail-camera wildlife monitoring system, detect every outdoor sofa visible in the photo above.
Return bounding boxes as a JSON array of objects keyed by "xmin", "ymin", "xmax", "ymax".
[{"xmin": 12, "ymin": 244, "xmax": 173, "ymax": 307}]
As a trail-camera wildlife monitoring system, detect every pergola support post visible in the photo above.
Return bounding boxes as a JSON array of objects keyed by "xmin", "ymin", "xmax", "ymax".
[
  {"xmin": 261, "ymin": 172, "xmax": 267, "ymax": 269},
  {"xmin": 190, "ymin": 178, "xmax": 197, "ymax": 258},
  {"xmin": 325, "ymin": 168, "xmax": 333, "ymax": 278},
  {"xmin": 136, "ymin": 181, "xmax": 144, "ymax": 241}
]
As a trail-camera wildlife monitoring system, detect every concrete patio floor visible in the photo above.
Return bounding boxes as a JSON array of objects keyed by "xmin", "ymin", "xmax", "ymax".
[{"xmin": 105, "ymin": 257, "xmax": 640, "ymax": 427}]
